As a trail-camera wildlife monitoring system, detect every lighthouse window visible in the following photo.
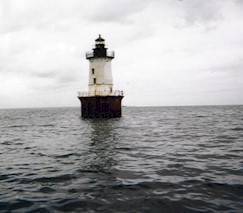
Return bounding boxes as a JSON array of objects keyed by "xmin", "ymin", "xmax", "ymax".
[
  {"xmin": 92, "ymin": 68, "xmax": 95, "ymax": 74},
  {"xmin": 93, "ymin": 78, "xmax": 96, "ymax": 84}
]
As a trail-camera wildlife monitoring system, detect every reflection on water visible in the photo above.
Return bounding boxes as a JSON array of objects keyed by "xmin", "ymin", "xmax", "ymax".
[{"xmin": 86, "ymin": 119, "xmax": 120, "ymax": 173}]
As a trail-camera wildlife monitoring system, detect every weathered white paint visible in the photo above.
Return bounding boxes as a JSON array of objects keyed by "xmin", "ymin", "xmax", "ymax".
[
  {"xmin": 88, "ymin": 58, "xmax": 113, "ymax": 96},
  {"xmin": 78, "ymin": 90, "xmax": 123, "ymax": 97}
]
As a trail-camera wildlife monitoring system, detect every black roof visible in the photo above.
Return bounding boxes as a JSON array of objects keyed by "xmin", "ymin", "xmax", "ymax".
[{"xmin": 95, "ymin": 34, "xmax": 105, "ymax": 42}]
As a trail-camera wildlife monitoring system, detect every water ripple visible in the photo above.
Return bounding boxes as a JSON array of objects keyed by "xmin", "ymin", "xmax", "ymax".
[{"xmin": 0, "ymin": 106, "xmax": 243, "ymax": 212}]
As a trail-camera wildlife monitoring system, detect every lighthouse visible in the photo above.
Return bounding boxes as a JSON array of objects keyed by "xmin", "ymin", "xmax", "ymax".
[{"xmin": 78, "ymin": 35, "xmax": 124, "ymax": 118}]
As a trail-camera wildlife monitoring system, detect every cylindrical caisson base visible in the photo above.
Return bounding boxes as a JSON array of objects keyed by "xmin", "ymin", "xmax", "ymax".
[{"xmin": 78, "ymin": 96, "xmax": 124, "ymax": 118}]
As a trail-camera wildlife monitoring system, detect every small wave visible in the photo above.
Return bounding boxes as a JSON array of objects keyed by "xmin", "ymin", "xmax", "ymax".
[
  {"xmin": 54, "ymin": 153, "xmax": 80, "ymax": 158},
  {"xmin": 34, "ymin": 174, "xmax": 74, "ymax": 183},
  {"xmin": 5, "ymin": 199, "xmax": 33, "ymax": 211},
  {"xmin": 0, "ymin": 174, "xmax": 10, "ymax": 181},
  {"xmin": 36, "ymin": 152, "xmax": 48, "ymax": 157},
  {"xmin": 196, "ymin": 115, "xmax": 207, "ymax": 118},
  {"xmin": 76, "ymin": 169, "xmax": 99, "ymax": 174},
  {"xmin": 1, "ymin": 141, "xmax": 11, "ymax": 145},
  {"xmin": 38, "ymin": 124, "xmax": 55, "ymax": 127},
  {"xmin": 215, "ymin": 135, "xmax": 238, "ymax": 140},
  {"xmin": 15, "ymin": 174, "xmax": 74, "ymax": 184},
  {"xmin": 115, "ymin": 147, "xmax": 131, "ymax": 151},
  {"xmin": 26, "ymin": 207, "xmax": 51, "ymax": 213},
  {"xmin": 1, "ymin": 138, "xmax": 23, "ymax": 145},
  {"xmin": 204, "ymin": 182, "xmax": 243, "ymax": 193},
  {"xmin": 7, "ymin": 125, "xmax": 30, "ymax": 128},
  {"xmin": 231, "ymin": 127, "xmax": 243, "ymax": 131},
  {"xmin": 182, "ymin": 180, "xmax": 243, "ymax": 197},
  {"xmin": 52, "ymin": 199, "xmax": 102, "ymax": 212},
  {"xmin": 39, "ymin": 186, "xmax": 56, "ymax": 193}
]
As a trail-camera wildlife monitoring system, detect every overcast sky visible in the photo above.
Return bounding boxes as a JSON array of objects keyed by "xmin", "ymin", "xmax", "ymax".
[{"xmin": 0, "ymin": 0, "xmax": 243, "ymax": 108}]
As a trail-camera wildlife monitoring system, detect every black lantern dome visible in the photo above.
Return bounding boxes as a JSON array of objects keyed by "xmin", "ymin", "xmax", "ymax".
[{"xmin": 86, "ymin": 35, "xmax": 114, "ymax": 59}]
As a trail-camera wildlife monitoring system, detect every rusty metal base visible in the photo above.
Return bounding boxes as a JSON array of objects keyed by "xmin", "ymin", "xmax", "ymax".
[{"xmin": 78, "ymin": 96, "xmax": 124, "ymax": 118}]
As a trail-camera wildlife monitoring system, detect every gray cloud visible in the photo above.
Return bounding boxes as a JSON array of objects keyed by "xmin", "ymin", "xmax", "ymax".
[
  {"xmin": 178, "ymin": 0, "xmax": 222, "ymax": 25},
  {"xmin": 210, "ymin": 59, "xmax": 243, "ymax": 74},
  {"xmin": 235, "ymin": 0, "xmax": 243, "ymax": 5},
  {"xmin": 87, "ymin": 0, "xmax": 149, "ymax": 23},
  {"xmin": 1, "ymin": 0, "xmax": 86, "ymax": 33},
  {"xmin": 0, "ymin": 0, "xmax": 149, "ymax": 34},
  {"xmin": 154, "ymin": 0, "xmax": 223, "ymax": 33}
]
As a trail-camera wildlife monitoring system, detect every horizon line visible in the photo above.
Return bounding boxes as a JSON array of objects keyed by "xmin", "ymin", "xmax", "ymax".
[{"xmin": 0, "ymin": 103, "xmax": 243, "ymax": 110}]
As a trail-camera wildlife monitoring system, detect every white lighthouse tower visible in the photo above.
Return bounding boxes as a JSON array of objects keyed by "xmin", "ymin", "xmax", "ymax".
[
  {"xmin": 87, "ymin": 35, "xmax": 114, "ymax": 96},
  {"xmin": 78, "ymin": 35, "xmax": 124, "ymax": 118}
]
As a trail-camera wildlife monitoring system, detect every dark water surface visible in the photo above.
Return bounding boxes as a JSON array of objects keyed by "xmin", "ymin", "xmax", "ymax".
[{"xmin": 0, "ymin": 106, "xmax": 243, "ymax": 213}]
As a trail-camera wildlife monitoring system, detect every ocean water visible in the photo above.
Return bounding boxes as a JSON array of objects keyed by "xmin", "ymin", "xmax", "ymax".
[{"xmin": 0, "ymin": 106, "xmax": 243, "ymax": 213}]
